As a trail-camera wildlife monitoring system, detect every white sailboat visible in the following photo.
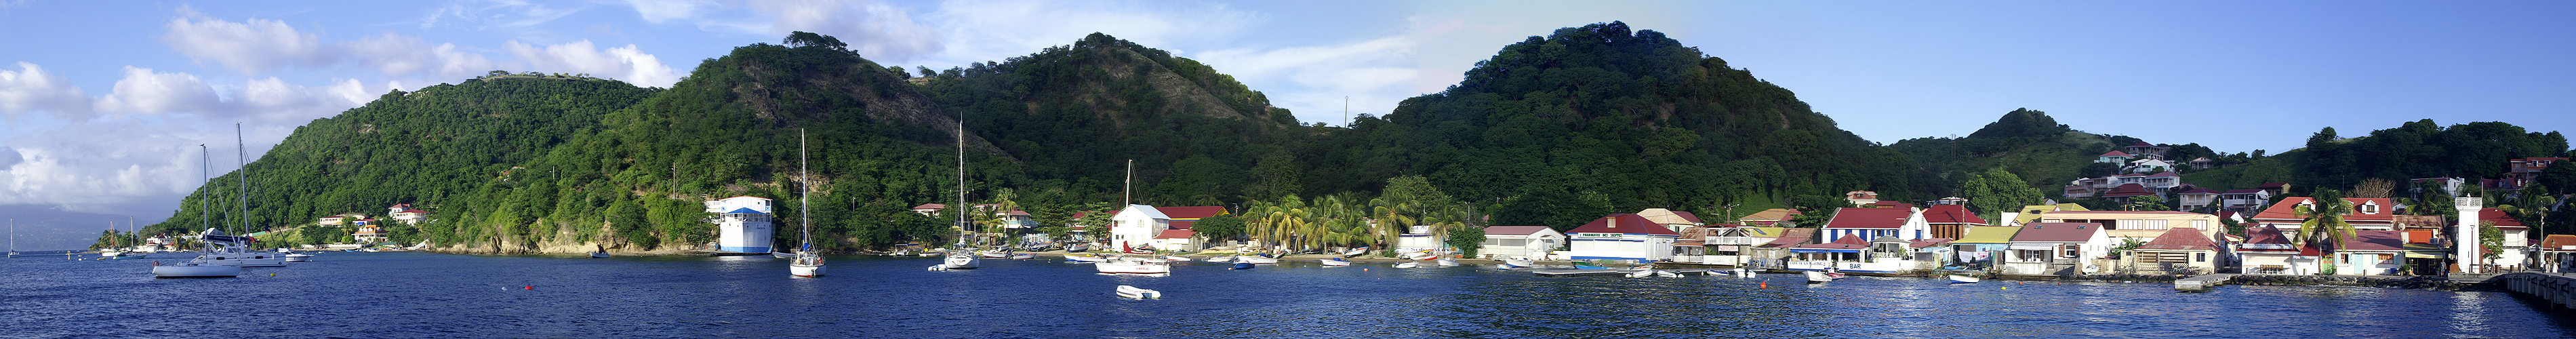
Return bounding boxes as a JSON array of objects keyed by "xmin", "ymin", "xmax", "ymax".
[
  {"xmin": 104, "ymin": 221, "xmax": 146, "ymax": 260},
  {"xmin": 939, "ymin": 118, "xmax": 979, "ymax": 271},
  {"xmin": 190, "ymin": 125, "xmax": 283, "ymax": 268},
  {"xmin": 155, "ymin": 144, "xmax": 239, "ymax": 278},
  {"xmin": 7, "ymin": 219, "xmax": 16, "ymax": 258},
  {"xmin": 789, "ymin": 130, "xmax": 825, "ymax": 277}
]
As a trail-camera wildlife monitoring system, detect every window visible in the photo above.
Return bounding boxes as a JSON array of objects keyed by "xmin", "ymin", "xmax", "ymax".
[
  {"xmin": 2059, "ymin": 245, "xmax": 2080, "ymax": 258},
  {"xmin": 2192, "ymin": 220, "xmax": 2210, "ymax": 230},
  {"xmin": 2195, "ymin": 253, "xmax": 2206, "ymax": 262},
  {"xmin": 2360, "ymin": 203, "xmax": 2379, "ymax": 214}
]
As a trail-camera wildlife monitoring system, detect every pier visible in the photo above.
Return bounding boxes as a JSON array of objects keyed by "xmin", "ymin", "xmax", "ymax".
[{"xmin": 2494, "ymin": 273, "xmax": 2576, "ymax": 309}]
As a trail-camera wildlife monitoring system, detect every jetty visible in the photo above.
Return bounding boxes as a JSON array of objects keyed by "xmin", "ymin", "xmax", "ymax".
[{"xmin": 2494, "ymin": 273, "xmax": 2576, "ymax": 309}]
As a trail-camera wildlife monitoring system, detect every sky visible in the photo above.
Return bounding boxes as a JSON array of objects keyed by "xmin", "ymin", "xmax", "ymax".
[{"xmin": 1, "ymin": 1, "xmax": 2571, "ymax": 247}]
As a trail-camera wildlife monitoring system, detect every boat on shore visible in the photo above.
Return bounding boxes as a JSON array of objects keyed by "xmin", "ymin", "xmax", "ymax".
[
  {"xmin": 1436, "ymin": 258, "xmax": 1459, "ymax": 267},
  {"xmin": 1500, "ymin": 256, "xmax": 1535, "ymax": 268},
  {"xmin": 1204, "ymin": 256, "xmax": 1234, "ymax": 262},
  {"xmin": 1321, "ymin": 258, "xmax": 1352, "ymax": 266},
  {"xmin": 1626, "ymin": 267, "xmax": 1657, "ymax": 278},
  {"xmin": 1341, "ymin": 248, "xmax": 1369, "ymax": 257}
]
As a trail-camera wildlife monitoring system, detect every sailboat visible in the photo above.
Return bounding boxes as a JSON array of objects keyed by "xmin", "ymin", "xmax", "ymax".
[
  {"xmin": 7, "ymin": 219, "xmax": 16, "ymax": 258},
  {"xmin": 788, "ymin": 130, "xmax": 825, "ymax": 277},
  {"xmin": 189, "ymin": 125, "xmax": 283, "ymax": 268},
  {"xmin": 105, "ymin": 221, "xmax": 148, "ymax": 260},
  {"xmin": 938, "ymin": 117, "xmax": 978, "ymax": 271}
]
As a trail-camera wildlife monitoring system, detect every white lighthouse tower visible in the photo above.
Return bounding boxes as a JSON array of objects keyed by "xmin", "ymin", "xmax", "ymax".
[{"xmin": 2455, "ymin": 197, "xmax": 2482, "ymax": 274}]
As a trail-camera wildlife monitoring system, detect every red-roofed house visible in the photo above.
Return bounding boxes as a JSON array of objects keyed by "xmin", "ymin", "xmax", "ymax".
[
  {"xmin": 2251, "ymin": 197, "xmax": 2396, "ymax": 231},
  {"xmin": 2003, "ymin": 222, "xmax": 2113, "ymax": 277},
  {"xmin": 2236, "ymin": 225, "xmax": 2307, "ymax": 274},
  {"xmin": 1746, "ymin": 228, "xmax": 1816, "ymax": 269},
  {"xmin": 2537, "ymin": 235, "xmax": 2576, "ymax": 273},
  {"xmin": 2097, "ymin": 183, "xmax": 2157, "ymax": 203},
  {"xmin": 1820, "ymin": 207, "xmax": 1929, "ymax": 243},
  {"xmin": 1920, "ymin": 205, "xmax": 1987, "ymax": 239},
  {"xmin": 1787, "ymin": 235, "xmax": 1868, "ymax": 272},
  {"xmin": 2505, "ymin": 157, "xmax": 2568, "ymax": 189},
  {"xmin": 910, "ymin": 203, "xmax": 946, "ymax": 216},
  {"xmin": 2476, "ymin": 207, "xmax": 2533, "ymax": 270},
  {"xmin": 1108, "ymin": 205, "xmax": 1171, "ymax": 252},
  {"xmin": 1561, "ymin": 214, "xmax": 1681, "ymax": 262},
  {"xmin": 1151, "ymin": 229, "xmax": 1201, "ymax": 252},
  {"xmin": 2129, "ymin": 227, "xmax": 2221, "ymax": 274},
  {"xmin": 1154, "ymin": 206, "xmax": 1227, "ymax": 230}
]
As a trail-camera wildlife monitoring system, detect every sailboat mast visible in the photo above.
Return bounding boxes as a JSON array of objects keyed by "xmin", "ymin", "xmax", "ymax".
[
  {"xmin": 199, "ymin": 144, "xmax": 209, "ymax": 250},
  {"xmin": 957, "ymin": 113, "xmax": 967, "ymax": 247},
  {"xmin": 799, "ymin": 129, "xmax": 810, "ymax": 253},
  {"xmin": 236, "ymin": 123, "xmax": 248, "ymax": 246},
  {"xmin": 1123, "ymin": 159, "xmax": 1132, "ymax": 207}
]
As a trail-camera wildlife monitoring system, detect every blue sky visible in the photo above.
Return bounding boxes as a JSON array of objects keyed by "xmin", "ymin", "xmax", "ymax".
[{"xmin": 0, "ymin": 1, "xmax": 2571, "ymax": 245}]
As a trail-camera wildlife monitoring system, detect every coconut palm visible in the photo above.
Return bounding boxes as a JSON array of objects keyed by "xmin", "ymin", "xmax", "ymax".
[{"xmin": 2293, "ymin": 189, "xmax": 2359, "ymax": 275}]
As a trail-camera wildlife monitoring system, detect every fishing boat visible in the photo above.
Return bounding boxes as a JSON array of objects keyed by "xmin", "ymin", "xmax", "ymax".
[
  {"xmin": 1948, "ymin": 275, "xmax": 1980, "ymax": 283},
  {"xmin": 1116, "ymin": 285, "xmax": 1161, "ymax": 299},
  {"xmin": 1319, "ymin": 258, "xmax": 1352, "ymax": 266},
  {"xmin": 1230, "ymin": 262, "xmax": 1256, "ymax": 270},
  {"xmin": 1235, "ymin": 256, "xmax": 1279, "ymax": 264},
  {"xmin": 1500, "ymin": 256, "xmax": 1535, "ymax": 268},
  {"xmin": 1096, "ymin": 255, "xmax": 1171, "ymax": 275},
  {"xmin": 1436, "ymin": 258, "xmax": 1460, "ymax": 267},
  {"xmin": 1392, "ymin": 262, "xmax": 1417, "ymax": 268},
  {"xmin": 1064, "ymin": 254, "xmax": 1108, "ymax": 262}
]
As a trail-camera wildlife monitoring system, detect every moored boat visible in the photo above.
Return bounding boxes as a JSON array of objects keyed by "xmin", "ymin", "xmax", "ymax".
[
  {"xmin": 1392, "ymin": 262, "xmax": 1417, "ymax": 268},
  {"xmin": 1655, "ymin": 270, "xmax": 1684, "ymax": 278},
  {"xmin": 1627, "ymin": 267, "xmax": 1657, "ymax": 278},
  {"xmin": 1948, "ymin": 275, "xmax": 1979, "ymax": 283},
  {"xmin": 1236, "ymin": 256, "xmax": 1279, "ymax": 264},
  {"xmin": 1805, "ymin": 271, "xmax": 1846, "ymax": 283},
  {"xmin": 1319, "ymin": 258, "xmax": 1352, "ymax": 266},
  {"xmin": 1116, "ymin": 285, "xmax": 1161, "ymax": 299},
  {"xmin": 1500, "ymin": 256, "xmax": 1535, "ymax": 268},
  {"xmin": 1230, "ymin": 262, "xmax": 1255, "ymax": 270},
  {"xmin": 1010, "ymin": 253, "xmax": 1034, "ymax": 260},
  {"xmin": 1096, "ymin": 255, "xmax": 1171, "ymax": 275},
  {"xmin": 151, "ymin": 260, "xmax": 240, "ymax": 278},
  {"xmin": 590, "ymin": 252, "xmax": 611, "ymax": 259},
  {"xmin": 942, "ymin": 252, "xmax": 980, "ymax": 269},
  {"xmin": 1203, "ymin": 256, "xmax": 1234, "ymax": 262},
  {"xmin": 1064, "ymin": 254, "xmax": 1108, "ymax": 262},
  {"xmin": 1436, "ymin": 258, "xmax": 1459, "ymax": 267},
  {"xmin": 1163, "ymin": 256, "xmax": 1192, "ymax": 262}
]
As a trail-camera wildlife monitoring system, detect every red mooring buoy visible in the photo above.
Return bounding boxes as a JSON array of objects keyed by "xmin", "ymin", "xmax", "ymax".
[{"xmin": 525, "ymin": 285, "xmax": 534, "ymax": 290}]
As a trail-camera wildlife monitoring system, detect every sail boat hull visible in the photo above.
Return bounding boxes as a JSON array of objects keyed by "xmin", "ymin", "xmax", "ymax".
[{"xmin": 153, "ymin": 262, "xmax": 241, "ymax": 278}]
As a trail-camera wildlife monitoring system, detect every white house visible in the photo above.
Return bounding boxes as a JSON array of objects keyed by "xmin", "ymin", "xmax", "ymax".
[
  {"xmin": 1557, "ymin": 214, "xmax": 1680, "ymax": 262},
  {"xmin": 1819, "ymin": 207, "xmax": 1929, "ymax": 243},
  {"xmin": 386, "ymin": 203, "xmax": 430, "ymax": 224},
  {"xmin": 2003, "ymin": 222, "xmax": 2113, "ymax": 276},
  {"xmin": 706, "ymin": 196, "xmax": 775, "ymax": 253},
  {"xmin": 1107, "ymin": 204, "xmax": 1171, "ymax": 252},
  {"xmin": 1478, "ymin": 226, "xmax": 1565, "ymax": 260},
  {"xmin": 1396, "ymin": 224, "xmax": 1443, "ymax": 254}
]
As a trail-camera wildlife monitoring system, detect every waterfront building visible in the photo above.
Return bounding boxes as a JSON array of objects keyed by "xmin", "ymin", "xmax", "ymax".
[
  {"xmin": 2038, "ymin": 211, "xmax": 2224, "ymax": 244},
  {"xmin": 705, "ymin": 196, "xmax": 775, "ymax": 253},
  {"xmin": 1690, "ymin": 226, "xmax": 1781, "ymax": 266},
  {"xmin": 2126, "ymin": 227, "xmax": 2220, "ymax": 275},
  {"xmin": 1921, "ymin": 205, "xmax": 1986, "ymax": 239},
  {"xmin": 1476, "ymin": 226, "xmax": 1565, "ymax": 260},
  {"xmin": 1786, "ymin": 236, "xmax": 1866, "ymax": 272},
  {"xmin": 1745, "ymin": 228, "xmax": 1815, "ymax": 269},
  {"xmin": 1150, "ymin": 229, "xmax": 1199, "ymax": 252},
  {"xmin": 1154, "ymin": 206, "xmax": 1227, "ymax": 230},
  {"xmin": 1397, "ymin": 224, "xmax": 1443, "ymax": 254},
  {"xmin": 2236, "ymin": 225, "xmax": 2304, "ymax": 275},
  {"xmin": 2335, "ymin": 231, "xmax": 2407, "ymax": 276},
  {"xmin": 2003, "ymin": 222, "xmax": 2111, "ymax": 277},
  {"xmin": 2538, "ymin": 235, "xmax": 2576, "ymax": 273},
  {"xmin": 1952, "ymin": 226, "xmax": 2022, "ymax": 266},
  {"xmin": 1106, "ymin": 204, "xmax": 1170, "ymax": 253},
  {"xmin": 1558, "ymin": 214, "xmax": 1678, "ymax": 262},
  {"xmin": 353, "ymin": 225, "xmax": 386, "ymax": 244},
  {"xmin": 1819, "ymin": 207, "xmax": 1928, "ymax": 243}
]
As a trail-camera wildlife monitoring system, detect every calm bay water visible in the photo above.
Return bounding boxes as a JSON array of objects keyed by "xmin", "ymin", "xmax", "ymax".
[{"xmin": 7, "ymin": 252, "xmax": 2574, "ymax": 338}]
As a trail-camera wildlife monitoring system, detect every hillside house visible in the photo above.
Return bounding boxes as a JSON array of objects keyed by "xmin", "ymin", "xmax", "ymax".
[
  {"xmin": 2218, "ymin": 188, "xmax": 2272, "ymax": 212},
  {"xmin": 2098, "ymin": 184, "xmax": 2158, "ymax": 203},
  {"xmin": 2124, "ymin": 142, "xmax": 2170, "ymax": 160},
  {"xmin": 2064, "ymin": 176, "xmax": 2113, "ymax": 199},
  {"xmin": 353, "ymin": 225, "xmax": 386, "ymax": 243},
  {"xmin": 2096, "ymin": 151, "xmax": 2134, "ymax": 164},
  {"xmin": 2173, "ymin": 186, "xmax": 2221, "ymax": 211},
  {"xmin": 1845, "ymin": 191, "xmax": 1880, "ymax": 206},
  {"xmin": 317, "ymin": 214, "xmax": 366, "ymax": 226},
  {"xmin": 2502, "ymin": 157, "xmax": 2568, "ymax": 189},
  {"xmin": 2409, "ymin": 177, "xmax": 2468, "ymax": 198},
  {"xmin": 2127, "ymin": 158, "xmax": 2174, "ymax": 174},
  {"xmin": 910, "ymin": 203, "xmax": 945, "ymax": 216},
  {"xmin": 386, "ymin": 204, "xmax": 430, "ymax": 224},
  {"xmin": 2190, "ymin": 157, "xmax": 2215, "ymax": 170}
]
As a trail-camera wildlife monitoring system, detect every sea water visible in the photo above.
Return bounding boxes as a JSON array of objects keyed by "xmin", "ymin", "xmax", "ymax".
[{"xmin": 6, "ymin": 252, "xmax": 2572, "ymax": 338}]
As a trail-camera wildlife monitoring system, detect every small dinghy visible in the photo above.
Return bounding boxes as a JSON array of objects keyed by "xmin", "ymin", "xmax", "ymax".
[
  {"xmin": 1164, "ymin": 256, "xmax": 1192, "ymax": 262},
  {"xmin": 1500, "ymin": 256, "xmax": 1535, "ymax": 268},
  {"xmin": 588, "ymin": 252, "xmax": 611, "ymax": 258},
  {"xmin": 1342, "ymin": 247, "xmax": 1369, "ymax": 257},
  {"xmin": 1116, "ymin": 285, "xmax": 1161, "ymax": 299},
  {"xmin": 1394, "ymin": 262, "xmax": 1419, "ymax": 268},
  {"xmin": 1009, "ymin": 253, "xmax": 1034, "ymax": 260},
  {"xmin": 1205, "ymin": 256, "xmax": 1235, "ymax": 262},
  {"xmin": 1320, "ymin": 258, "xmax": 1352, "ymax": 266},
  {"xmin": 1495, "ymin": 264, "xmax": 1516, "ymax": 270},
  {"xmin": 1230, "ymin": 262, "xmax": 1256, "ymax": 270},
  {"xmin": 1655, "ymin": 270, "xmax": 1684, "ymax": 278},
  {"xmin": 1805, "ymin": 271, "xmax": 1845, "ymax": 283},
  {"xmin": 1948, "ymin": 275, "xmax": 1980, "ymax": 283},
  {"xmin": 1436, "ymin": 258, "xmax": 1460, "ymax": 267},
  {"xmin": 1626, "ymin": 267, "xmax": 1657, "ymax": 278},
  {"xmin": 1236, "ymin": 256, "xmax": 1279, "ymax": 264}
]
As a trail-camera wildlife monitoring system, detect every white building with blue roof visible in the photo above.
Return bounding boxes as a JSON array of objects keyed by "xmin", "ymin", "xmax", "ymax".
[{"xmin": 706, "ymin": 196, "xmax": 775, "ymax": 253}]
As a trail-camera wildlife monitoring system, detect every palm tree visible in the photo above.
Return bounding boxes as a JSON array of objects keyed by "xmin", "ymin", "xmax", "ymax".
[{"xmin": 2293, "ymin": 189, "xmax": 2359, "ymax": 275}]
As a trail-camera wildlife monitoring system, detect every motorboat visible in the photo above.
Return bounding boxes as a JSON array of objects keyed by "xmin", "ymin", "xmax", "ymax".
[
  {"xmin": 1500, "ymin": 256, "xmax": 1535, "ymax": 268},
  {"xmin": 1096, "ymin": 255, "xmax": 1171, "ymax": 275},
  {"xmin": 1204, "ymin": 256, "xmax": 1234, "ymax": 262},
  {"xmin": 1010, "ymin": 253, "xmax": 1035, "ymax": 260},
  {"xmin": 1235, "ymin": 256, "xmax": 1279, "ymax": 264},
  {"xmin": 980, "ymin": 250, "xmax": 1013, "ymax": 258},
  {"xmin": 1404, "ymin": 251, "xmax": 1437, "ymax": 260},
  {"xmin": 942, "ymin": 252, "xmax": 980, "ymax": 269},
  {"xmin": 1656, "ymin": 270, "xmax": 1685, "ymax": 278},
  {"xmin": 1436, "ymin": 258, "xmax": 1460, "ymax": 267},
  {"xmin": 1806, "ymin": 271, "xmax": 1846, "ymax": 283},
  {"xmin": 1064, "ymin": 254, "xmax": 1108, "ymax": 262},
  {"xmin": 1163, "ymin": 256, "xmax": 1192, "ymax": 262},
  {"xmin": 1393, "ymin": 262, "xmax": 1418, "ymax": 268},
  {"xmin": 1319, "ymin": 258, "xmax": 1352, "ymax": 266},
  {"xmin": 1948, "ymin": 275, "xmax": 1980, "ymax": 283},
  {"xmin": 1627, "ymin": 267, "xmax": 1657, "ymax": 278},
  {"xmin": 589, "ymin": 252, "xmax": 611, "ymax": 259},
  {"xmin": 152, "ymin": 260, "xmax": 241, "ymax": 278},
  {"xmin": 284, "ymin": 252, "xmax": 314, "ymax": 262},
  {"xmin": 1116, "ymin": 285, "xmax": 1161, "ymax": 299},
  {"xmin": 1341, "ymin": 247, "xmax": 1369, "ymax": 257},
  {"xmin": 1230, "ymin": 262, "xmax": 1255, "ymax": 270}
]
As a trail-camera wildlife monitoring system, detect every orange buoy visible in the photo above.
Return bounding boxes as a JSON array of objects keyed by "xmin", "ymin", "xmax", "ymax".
[{"xmin": 1760, "ymin": 281, "xmax": 1767, "ymax": 288}]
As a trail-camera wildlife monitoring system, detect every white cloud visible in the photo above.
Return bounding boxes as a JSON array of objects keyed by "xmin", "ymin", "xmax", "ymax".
[
  {"xmin": 432, "ymin": 43, "xmax": 512, "ymax": 80},
  {"xmin": 0, "ymin": 62, "xmax": 92, "ymax": 119},
  {"xmin": 341, "ymin": 33, "xmax": 436, "ymax": 77},
  {"xmin": 94, "ymin": 66, "xmax": 222, "ymax": 117},
  {"xmin": 622, "ymin": 0, "xmax": 715, "ymax": 24},
  {"xmin": 505, "ymin": 40, "xmax": 681, "ymax": 87},
  {"xmin": 161, "ymin": 7, "xmax": 330, "ymax": 74},
  {"xmin": 747, "ymin": 0, "xmax": 943, "ymax": 61},
  {"xmin": 1189, "ymin": 18, "xmax": 1468, "ymax": 126},
  {"xmin": 420, "ymin": 0, "xmax": 586, "ymax": 29}
]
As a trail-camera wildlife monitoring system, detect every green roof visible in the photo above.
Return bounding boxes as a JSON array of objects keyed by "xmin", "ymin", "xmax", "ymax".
[{"xmin": 1957, "ymin": 226, "xmax": 2023, "ymax": 243}]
